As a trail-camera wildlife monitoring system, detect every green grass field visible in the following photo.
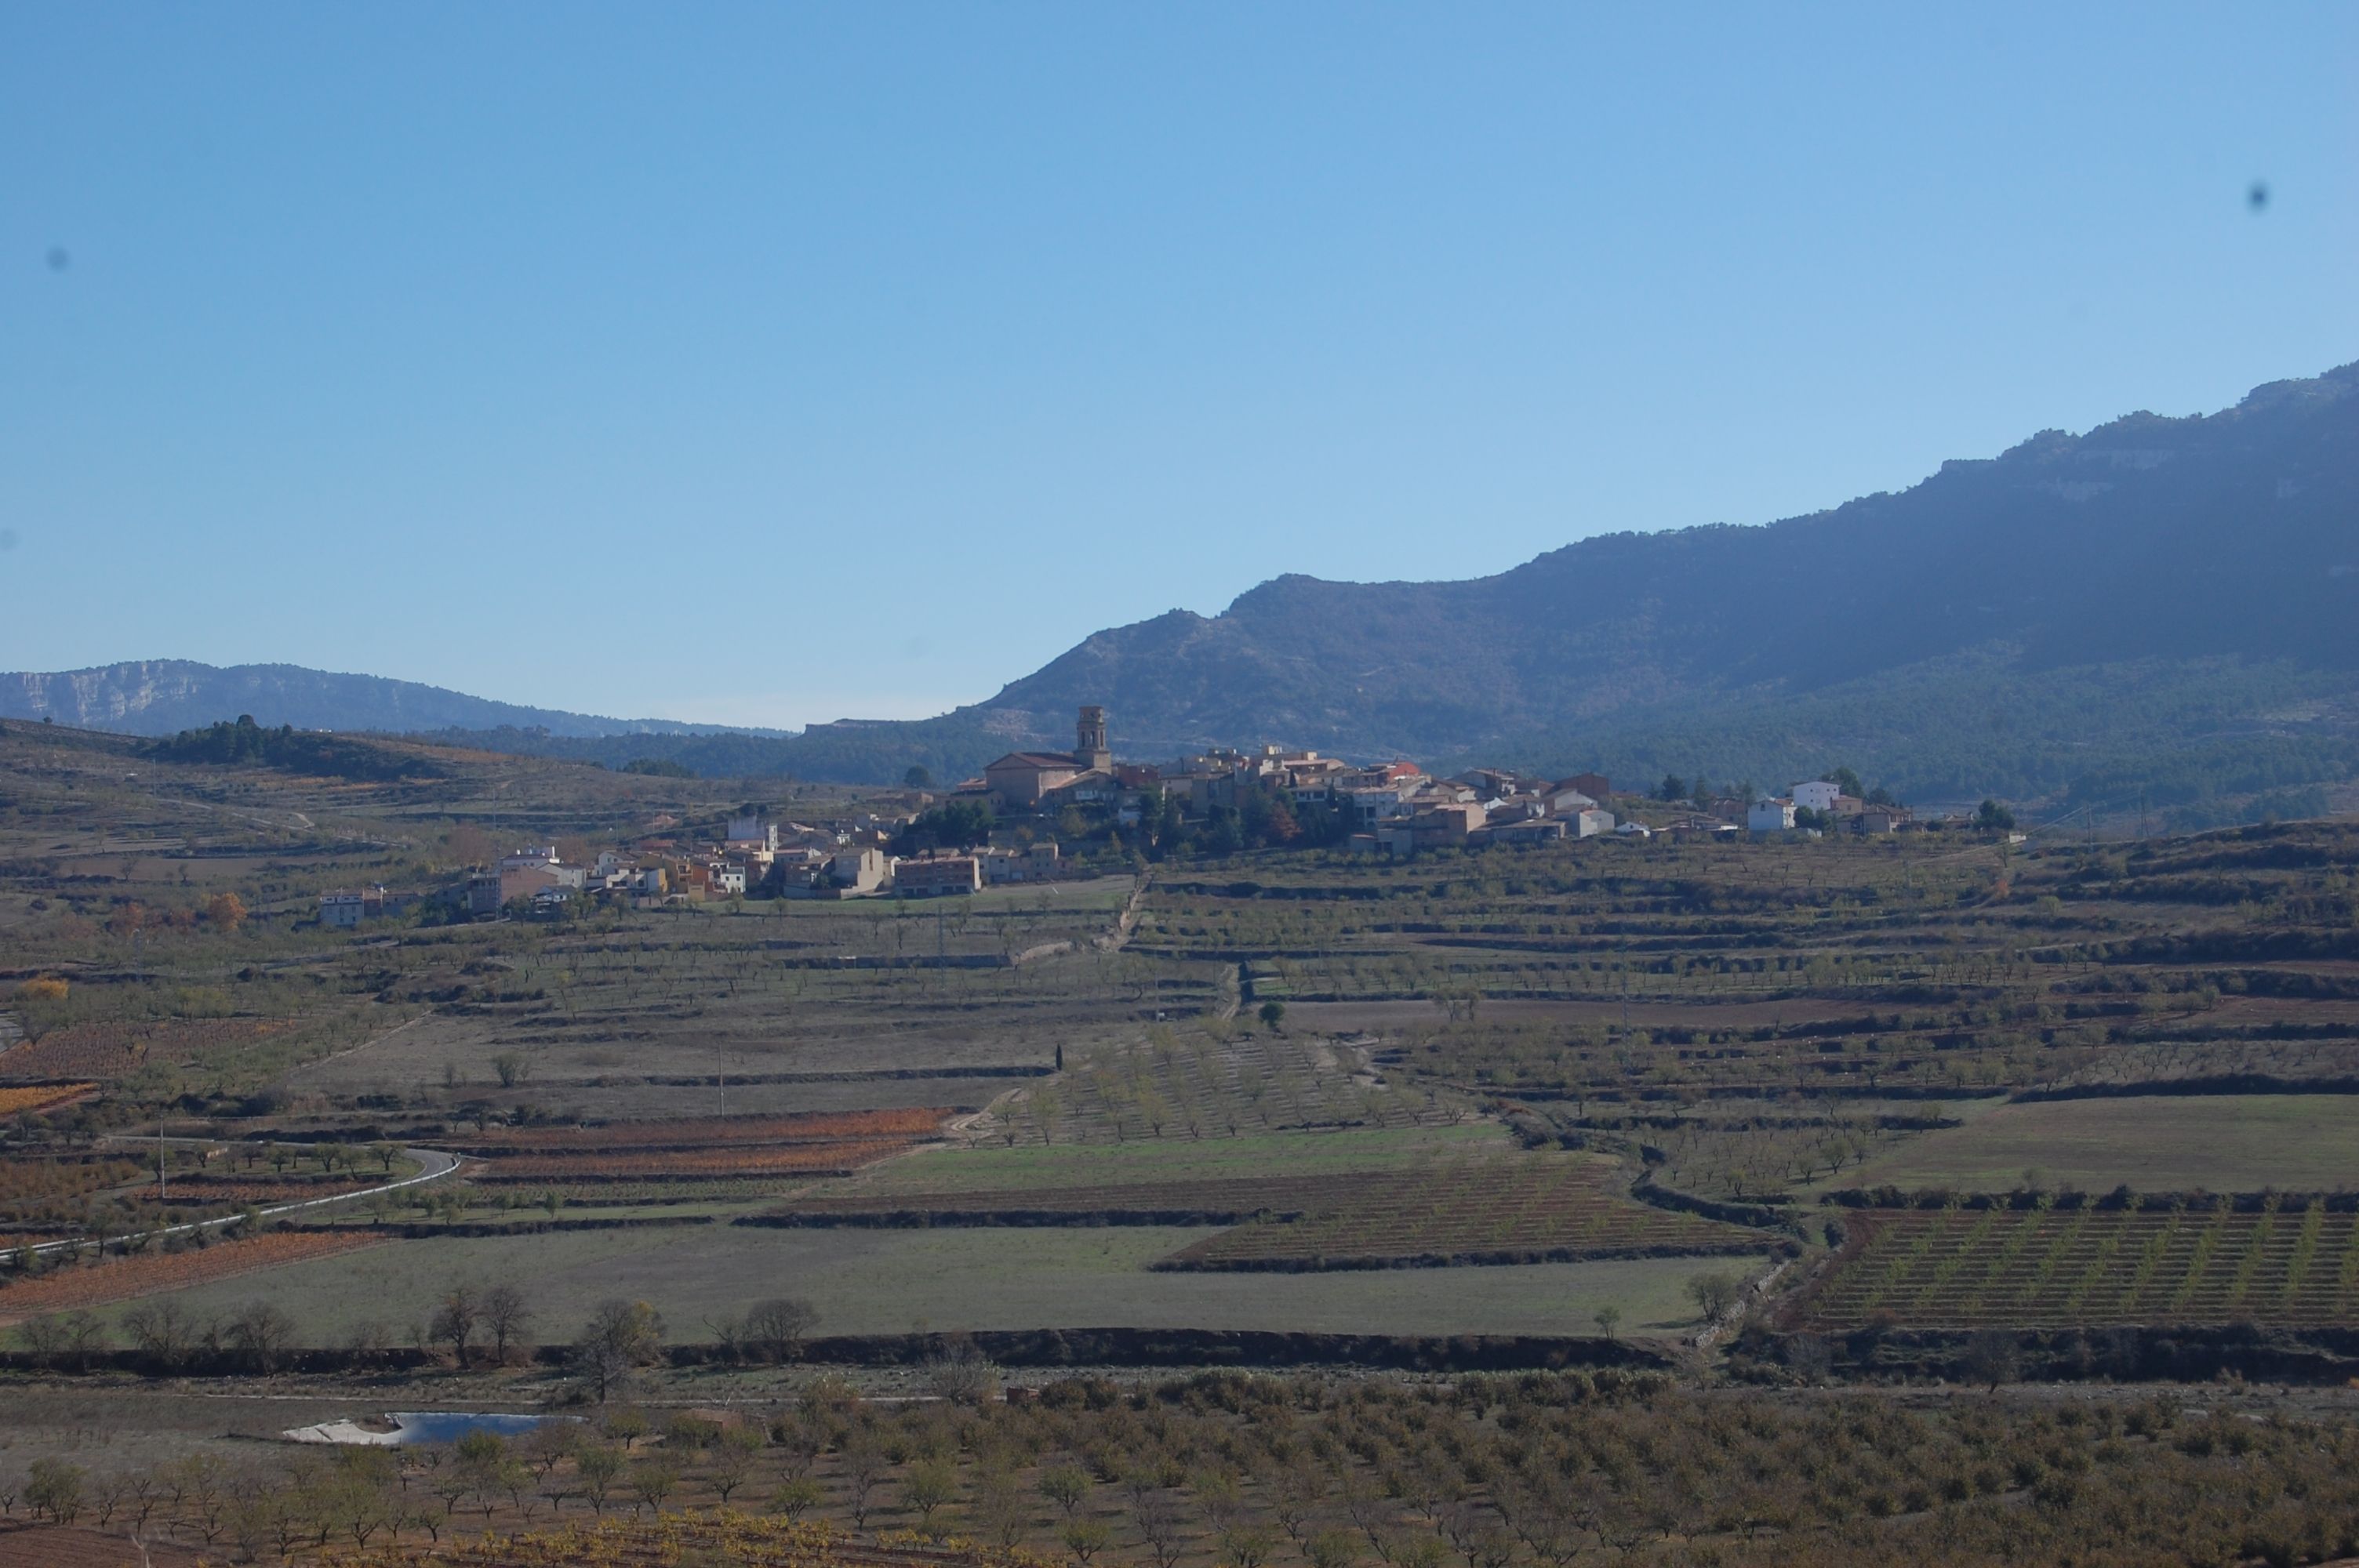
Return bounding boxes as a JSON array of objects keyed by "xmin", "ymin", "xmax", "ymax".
[
  {"xmin": 112, "ymin": 1221, "xmax": 1761, "ymax": 1342},
  {"xmin": 1833, "ymin": 1095, "xmax": 2359, "ymax": 1195}
]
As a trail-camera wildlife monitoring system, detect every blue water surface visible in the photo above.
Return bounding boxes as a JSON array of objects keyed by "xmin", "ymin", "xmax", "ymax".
[{"xmin": 388, "ymin": 1411, "xmax": 577, "ymax": 1445}]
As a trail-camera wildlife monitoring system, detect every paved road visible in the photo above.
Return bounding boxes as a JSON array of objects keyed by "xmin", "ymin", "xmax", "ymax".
[{"xmin": 0, "ymin": 1142, "xmax": 461, "ymax": 1265}]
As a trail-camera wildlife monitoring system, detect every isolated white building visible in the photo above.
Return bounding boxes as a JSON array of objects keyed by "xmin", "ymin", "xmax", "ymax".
[
  {"xmin": 1749, "ymin": 799, "xmax": 1797, "ymax": 833},
  {"xmin": 1791, "ymin": 780, "xmax": 1843, "ymax": 812}
]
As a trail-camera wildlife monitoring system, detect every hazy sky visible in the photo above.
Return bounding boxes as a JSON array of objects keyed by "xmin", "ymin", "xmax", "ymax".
[{"xmin": 4, "ymin": 6, "xmax": 2354, "ymax": 729}]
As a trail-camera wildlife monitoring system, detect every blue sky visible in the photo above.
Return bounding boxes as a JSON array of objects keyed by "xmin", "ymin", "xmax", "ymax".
[{"xmin": 3, "ymin": 5, "xmax": 2354, "ymax": 728}]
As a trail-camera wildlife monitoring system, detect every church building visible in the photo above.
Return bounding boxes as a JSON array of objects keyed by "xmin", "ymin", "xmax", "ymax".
[{"xmin": 980, "ymin": 706, "xmax": 1115, "ymax": 808}]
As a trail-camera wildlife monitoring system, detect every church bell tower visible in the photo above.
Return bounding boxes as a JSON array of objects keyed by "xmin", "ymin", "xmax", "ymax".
[{"xmin": 1076, "ymin": 706, "xmax": 1111, "ymax": 772}]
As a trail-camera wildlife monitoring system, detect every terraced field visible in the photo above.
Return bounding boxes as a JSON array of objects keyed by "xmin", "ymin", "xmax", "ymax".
[
  {"xmin": 440, "ymin": 1107, "xmax": 951, "ymax": 1154},
  {"xmin": 1793, "ymin": 1201, "xmax": 2359, "ymax": 1329},
  {"xmin": 453, "ymin": 1108, "xmax": 955, "ymax": 1185},
  {"xmin": 0, "ymin": 1017, "xmax": 296, "ymax": 1080},
  {"xmin": 767, "ymin": 1152, "xmax": 1771, "ymax": 1271},
  {"xmin": 1158, "ymin": 1156, "xmax": 1768, "ymax": 1270}
]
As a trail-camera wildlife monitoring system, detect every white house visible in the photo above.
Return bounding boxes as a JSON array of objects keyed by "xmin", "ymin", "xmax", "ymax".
[
  {"xmin": 1749, "ymin": 799, "xmax": 1797, "ymax": 833},
  {"xmin": 1569, "ymin": 808, "xmax": 1616, "ymax": 838},
  {"xmin": 1792, "ymin": 780, "xmax": 1843, "ymax": 813}
]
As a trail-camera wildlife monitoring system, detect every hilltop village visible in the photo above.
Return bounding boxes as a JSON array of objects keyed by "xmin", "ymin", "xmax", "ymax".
[{"xmin": 322, "ymin": 706, "xmax": 1956, "ymax": 924}]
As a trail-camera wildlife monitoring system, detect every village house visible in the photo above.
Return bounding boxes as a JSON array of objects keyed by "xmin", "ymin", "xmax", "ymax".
[
  {"xmin": 319, "ymin": 887, "xmax": 386, "ymax": 928},
  {"xmin": 463, "ymin": 872, "xmax": 504, "ymax": 917},
  {"xmin": 725, "ymin": 815, "xmax": 780, "ymax": 854},
  {"xmin": 1481, "ymin": 818, "xmax": 1568, "ymax": 847},
  {"xmin": 980, "ymin": 841, "xmax": 1063, "ymax": 885},
  {"xmin": 895, "ymin": 855, "xmax": 982, "ymax": 897},
  {"xmin": 830, "ymin": 845, "xmax": 889, "ymax": 893},
  {"xmin": 1791, "ymin": 780, "xmax": 1843, "ymax": 813},
  {"xmin": 1749, "ymin": 798, "xmax": 1797, "ymax": 833},
  {"xmin": 1543, "ymin": 784, "xmax": 1599, "ymax": 815}
]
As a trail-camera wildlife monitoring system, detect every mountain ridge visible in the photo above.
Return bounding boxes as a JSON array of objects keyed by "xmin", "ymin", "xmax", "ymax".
[
  {"xmin": 6, "ymin": 360, "xmax": 2356, "ymax": 823},
  {"xmin": 0, "ymin": 659, "xmax": 784, "ymax": 741}
]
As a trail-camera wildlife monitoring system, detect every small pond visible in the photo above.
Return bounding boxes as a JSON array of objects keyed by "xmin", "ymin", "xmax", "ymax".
[{"xmin": 284, "ymin": 1411, "xmax": 581, "ymax": 1446}]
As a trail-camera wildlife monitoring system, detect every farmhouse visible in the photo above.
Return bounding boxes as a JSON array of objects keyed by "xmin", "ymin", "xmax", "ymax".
[{"xmin": 319, "ymin": 887, "xmax": 384, "ymax": 928}]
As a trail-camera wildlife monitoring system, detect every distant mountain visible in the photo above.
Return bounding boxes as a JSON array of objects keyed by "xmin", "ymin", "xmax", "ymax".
[
  {"xmin": 969, "ymin": 362, "xmax": 2359, "ymax": 760},
  {"xmin": 567, "ymin": 359, "xmax": 2358, "ymax": 825},
  {"xmin": 0, "ymin": 659, "xmax": 780, "ymax": 741},
  {"xmin": 16, "ymin": 361, "xmax": 2357, "ymax": 827}
]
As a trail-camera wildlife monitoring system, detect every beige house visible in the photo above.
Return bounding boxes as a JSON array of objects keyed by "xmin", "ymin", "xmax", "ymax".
[{"xmin": 831, "ymin": 845, "xmax": 889, "ymax": 893}]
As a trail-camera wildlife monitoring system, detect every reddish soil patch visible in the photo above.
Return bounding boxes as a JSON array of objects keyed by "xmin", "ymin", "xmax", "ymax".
[{"xmin": 0, "ymin": 1229, "xmax": 384, "ymax": 1324}]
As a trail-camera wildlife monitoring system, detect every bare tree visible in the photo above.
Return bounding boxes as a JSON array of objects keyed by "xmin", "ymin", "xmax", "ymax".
[
  {"xmin": 743, "ymin": 1297, "xmax": 818, "ymax": 1363},
  {"xmin": 224, "ymin": 1299, "xmax": 298, "ymax": 1374},
  {"xmin": 431, "ymin": 1283, "xmax": 482, "ymax": 1367},
  {"xmin": 1132, "ymin": 1487, "xmax": 1189, "ymax": 1568},
  {"xmin": 482, "ymin": 1283, "xmax": 533, "ymax": 1366},
  {"xmin": 841, "ymin": 1435, "xmax": 889, "ymax": 1529}
]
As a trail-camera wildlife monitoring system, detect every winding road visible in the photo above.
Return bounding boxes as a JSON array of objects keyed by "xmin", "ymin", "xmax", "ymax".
[{"xmin": 0, "ymin": 1142, "xmax": 462, "ymax": 1265}]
